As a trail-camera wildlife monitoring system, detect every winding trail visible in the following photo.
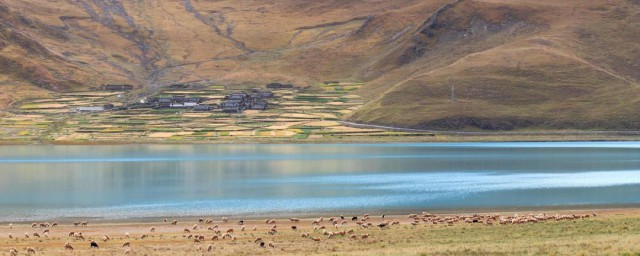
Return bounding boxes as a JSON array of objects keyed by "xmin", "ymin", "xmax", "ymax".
[{"xmin": 338, "ymin": 121, "xmax": 640, "ymax": 136}]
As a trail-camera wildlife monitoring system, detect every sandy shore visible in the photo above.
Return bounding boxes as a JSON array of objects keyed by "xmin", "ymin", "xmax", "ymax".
[{"xmin": 2, "ymin": 208, "xmax": 640, "ymax": 255}]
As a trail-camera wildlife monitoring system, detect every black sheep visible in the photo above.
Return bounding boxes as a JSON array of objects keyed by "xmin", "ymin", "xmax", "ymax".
[
  {"xmin": 351, "ymin": 216, "xmax": 358, "ymax": 221},
  {"xmin": 90, "ymin": 241, "xmax": 99, "ymax": 249}
]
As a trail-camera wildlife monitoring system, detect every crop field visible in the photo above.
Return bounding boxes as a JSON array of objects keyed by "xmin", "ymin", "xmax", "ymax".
[{"xmin": 0, "ymin": 83, "xmax": 434, "ymax": 144}]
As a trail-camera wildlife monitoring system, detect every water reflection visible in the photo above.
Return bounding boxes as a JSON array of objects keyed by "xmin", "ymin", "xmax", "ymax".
[{"xmin": 0, "ymin": 142, "xmax": 638, "ymax": 221}]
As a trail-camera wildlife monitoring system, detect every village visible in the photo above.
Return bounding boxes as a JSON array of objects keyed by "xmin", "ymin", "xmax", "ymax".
[
  {"xmin": 76, "ymin": 84, "xmax": 279, "ymax": 114},
  {"xmin": 0, "ymin": 81, "xmax": 433, "ymax": 143}
]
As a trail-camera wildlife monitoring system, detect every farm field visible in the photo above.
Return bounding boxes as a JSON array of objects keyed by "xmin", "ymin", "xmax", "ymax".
[
  {"xmin": 1, "ymin": 209, "xmax": 639, "ymax": 255},
  {"xmin": 0, "ymin": 83, "xmax": 433, "ymax": 144}
]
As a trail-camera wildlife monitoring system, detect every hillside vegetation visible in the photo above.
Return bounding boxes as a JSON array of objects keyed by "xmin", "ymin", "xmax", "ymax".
[{"xmin": 1, "ymin": 0, "xmax": 640, "ymax": 131}]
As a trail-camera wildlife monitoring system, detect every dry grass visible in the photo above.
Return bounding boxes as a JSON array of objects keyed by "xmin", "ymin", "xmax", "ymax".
[{"xmin": 1, "ymin": 209, "xmax": 639, "ymax": 255}]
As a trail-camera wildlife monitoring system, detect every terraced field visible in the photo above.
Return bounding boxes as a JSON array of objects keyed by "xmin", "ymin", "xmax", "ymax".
[{"xmin": 0, "ymin": 83, "xmax": 433, "ymax": 144}]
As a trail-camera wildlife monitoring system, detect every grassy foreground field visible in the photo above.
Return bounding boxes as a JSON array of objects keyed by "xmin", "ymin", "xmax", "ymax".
[{"xmin": 2, "ymin": 209, "xmax": 639, "ymax": 255}]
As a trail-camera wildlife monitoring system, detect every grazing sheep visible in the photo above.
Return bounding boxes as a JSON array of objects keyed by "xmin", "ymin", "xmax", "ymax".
[
  {"xmin": 52, "ymin": 222, "xmax": 58, "ymax": 227},
  {"xmin": 241, "ymin": 225, "xmax": 245, "ymax": 231},
  {"xmin": 269, "ymin": 219, "xmax": 276, "ymax": 225},
  {"xmin": 140, "ymin": 234, "xmax": 148, "ymax": 239},
  {"xmin": 125, "ymin": 232, "xmax": 130, "ymax": 238},
  {"xmin": 68, "ymin": 232, "xmax": 75, "ymax": 237},
  {"xmin": 24, "ymin": 232, "xmax": 30, "ymax": 239},
  {"xmin": 8, "ymin": 233, "xmax": 13, "ymax": 239},
  {"xmin": 199, "ymin": 218, "xmax": 204, "ymax": 223},
  {"xmin": 349, "ymin": 234, "xmax": 357, "ymax": 239},
  {"xmin": 311, "ymin": 237, "xmax": 321, "ymax": 242},
  {"xmin": 347, "ymin": 229, "xmax": 354, "ymax": 234},
  {"xmin": 90, "ymin": 241, "xmax": 99, "ymax": 249},
  {"xmin": 64, "ymin": 242, "xmax": 74, "ymax": 251},
  {"xmin": 226, "ymin": 228, "xmax": 234, "ymax": 233},
  {"xmin": 253, "ymin": 226, "xmax": 257, "ymax": 231},
  {"xmin": 124, "ymin": 249, "xmax": 131, "ymax": 255},
  {"xmin": 352, "ymin": 216, "xmax": 358, "ymax": 221},
  {"xmin": 291, "ymin": 225, "xmax": 297, "ymax": 230},
  {"xmin": 184, "ymin": 228, "xmax": 191, "ymax": 233},
  {"xmin": 9, "ymin": 248, "xmax": 18, "ymax": 256},
  {"xmin": 312, "ymin": 220, "xmax": 319, "ymax": 225},
  {"xmin": 32, "ymin": 232, "xmax": 40, "ymax": 238},
  {"xmin": 361, "ymin": 234, "xmax": 369, "ymax": 239},
  {"xmin": 43, "ymin": 229, "xmax": 49, "ymax": 235},
  {"xmin": 163, "ymin": 219, "xmax": 168, "ymax": 223},
  {"xmin": 81, "ymin": 221, "xmax": 88, "ymax": 227},
  {"xmin": 150, "ymin": 227, "xmax": 156, "ymax": 232},
  {"xmin": 171, "ymin": 220, "xmax": 178, "ymax": 225},
  {"xmin": 31, "ymin": 223, "xmax": 38, "ymax": 228},
  {"xmin": 207, "ymin": 245, "xmax": 213, "ymax": 251},
  {"xmin": 75, "ymin": 232, "xmax": 85, "ymax": 240},
  {"xmin": 290, "ymin": 218, "xmax": 300, "ymax": 222},
  {"xmin": 238, "ymin": 220, "xmax": 244, "ymax": 225},
  {"xmin": 102, "ymin": 235, "xmax": 110, "ymax": 242},
  {"xmin": 26, "ymin": 247, "xmax": 36, "ymax": 254},
  {"xmin": 268, "ymin": 242, "xmax": 275, "ymax": 248},
  {"xmin": 211, "ymin": 235, "xmax": 219, "ymax": 240},
  {"xmin": 122, "ymin": 241, "xmax": 131, "ymax": 247},
  {"xmin": 74, "ymin": 222, "xmax": 80, "ymax": 227},
  {"xmin": 254, "ymin": 237, "xmax": 263, "ymax": 243},
  {"xmin": 222, "ymin": 217, "xmax": 228, "ymax": 223},
  {"xmin": 301, "ymin": 232, "xmax": 309, "ymax": 238}
]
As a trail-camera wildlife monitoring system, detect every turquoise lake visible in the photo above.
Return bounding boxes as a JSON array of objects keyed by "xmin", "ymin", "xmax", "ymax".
[{"xmin": 0, "ymin": 142, "xmax": 639, "ymax": 221}]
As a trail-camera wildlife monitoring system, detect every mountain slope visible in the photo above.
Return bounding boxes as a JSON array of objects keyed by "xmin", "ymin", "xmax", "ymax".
[
  {"xmin": 1, "ymin": 0, "xmax": 640, "ymax": 131},
  {"xmin": 349, "ymin": 0, "xmax": 640, "ymax": 130}
]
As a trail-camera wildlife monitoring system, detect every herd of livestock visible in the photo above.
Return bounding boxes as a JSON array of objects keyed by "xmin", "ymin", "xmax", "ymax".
[{"xmin": 4, "ymin": 211, "xmax": 597, "ymax": 255}]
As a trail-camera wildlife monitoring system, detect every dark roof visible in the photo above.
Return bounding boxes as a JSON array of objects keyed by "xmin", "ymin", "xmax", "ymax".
[{"xmin": 193, "ymin": 105, "xmax": 212, "ymax": 111}]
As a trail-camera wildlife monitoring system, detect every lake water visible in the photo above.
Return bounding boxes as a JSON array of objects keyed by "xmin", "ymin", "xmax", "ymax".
[{"xmin": 0, "ymin": 142, "xmax": 639, "ymax": 221}]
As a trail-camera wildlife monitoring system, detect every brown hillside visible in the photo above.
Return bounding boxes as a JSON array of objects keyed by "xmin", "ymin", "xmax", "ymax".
[
  {"xmin": 1, "ymin": 0, "xmax": 640, "ymax": 130},
  {"xmin": 350, "ymin": 0, "xmax": 640, "ymax": 131}
]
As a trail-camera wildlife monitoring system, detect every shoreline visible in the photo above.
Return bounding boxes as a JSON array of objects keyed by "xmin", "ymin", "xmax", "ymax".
[
  {"xmin": 1, "ymin": 135, "xmax": 640, "ymax": 145},
  {"xmin": 3, "ymin": 204, "xmax": 640, "ymax": 224}
]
